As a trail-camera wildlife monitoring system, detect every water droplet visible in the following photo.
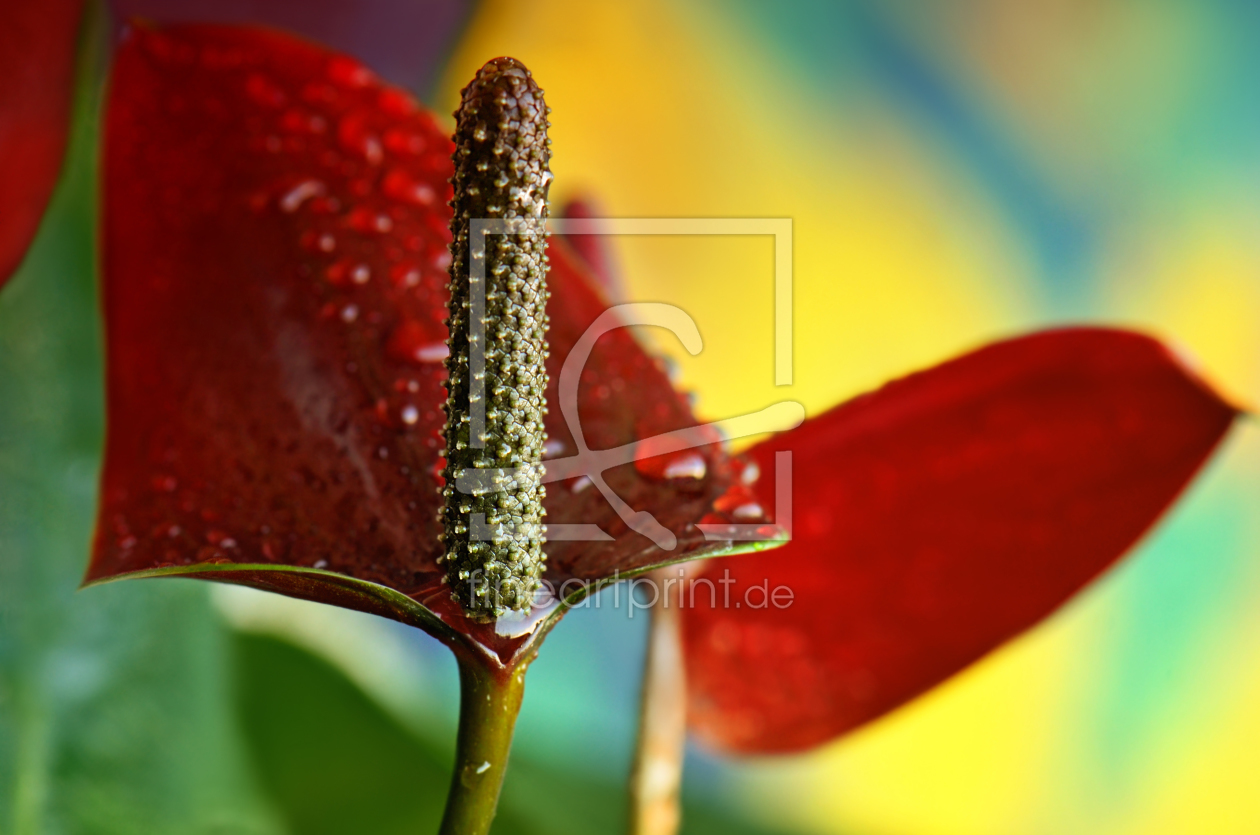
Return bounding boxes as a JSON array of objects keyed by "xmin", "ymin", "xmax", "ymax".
[
  {"xmin": 401, "ymin": 405, "xmax": 419, "ymax": 425},
  {"xmin": 150, "ymin": 474, "xmax": 178, "ymax": 492},
  {"xmin": 341, "ymin": 304, "xmax": 359, "ymax": 322},
  {"xmin": 351, "ymin": 264, "xmax": 371, "ymax": 284},
  {"xmin": 731, "ymin": 503, "xmax": 763, "ymax": 521},
  {"xmin": 542, "ymin": 439, "xmax": 565, "ymax": 459},
  {"xmin": 338, "ymin": 112, "xmax": 383, "ymax": 164},
  {"xmin": 382, "ymin": 169, "xmax": 435, "ymax": 206},
  {"xmin": 279, "ymin": 179, "xmax": 326, "ymax": 213},
  {"xmin": 389, "ymin": 263, "xmax": 422, "ymax": 288},
  {"xmin": 300, "ymin": 82, "xmax": 338, "ymax": 106},
  {"xmin": 325, "ymin": 259, "xmax": 354, "ymax": 286},
  {"xmin": 326, "ymin": 55, "xmax": 374, "ymax": 88},
  {"xmin": 417, "ymin": 343, "xmax": 449, "ymax": 362},
  {"xmin": 346, "ymin": 206, "xmax": 392, "ymax": 233},
  {"xmin": 634, "ymin": 437, "xmax": 707, "ymax": 482},
  {"xmin": 373, "ymin": 398, "xmax": 392, "ymax": 424},
  {"xmin": 245, "ymin": 72, "xmax": 287, "ymax": 108},
  {"xmin": 318, "ymin": 233, "xmax": 336, "ymax": 252},
  {"xmin": 387, "ymin": 320, "xmax": 449, "ymax": 364},
  {"xmin": 714, "ymin": 482, "xmax": 759, "ymax": 518},
  {"xmin": 279, "ymin": 108, "xmax": 325, "ymax": 135},
  {"xmin": 314, "ymin": 559, "xmax": 329, "ymax": 569},
  {"xmin": 662, "ymin": 453, "xmax": 706, "ymax": 480},
  {"xmin": 308, "ymin": 196, "xmax": 340, "ymax": 215},
  {"xmin": 377, "ymin": 88, "xmax": 417, "ymax": 116},
  {"xmin": 384, "ymin": 127, "xmax": 426, "ymax": 156}
]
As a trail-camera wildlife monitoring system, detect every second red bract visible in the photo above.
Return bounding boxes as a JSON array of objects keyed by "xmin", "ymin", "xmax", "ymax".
[
  {"xmin": 0, "ymin": 0, "xmax": 83, "ymax": 288},
  {"xmin": 85, "ymin": 23, "xmax": 1237, "ymax": 754}
]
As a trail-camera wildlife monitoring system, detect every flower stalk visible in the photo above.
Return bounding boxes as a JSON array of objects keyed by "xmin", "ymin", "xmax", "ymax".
[
  {"xmin": 439, "ymin": 658, "xmax": 529, "ymax": 835},
  {"xmin": 629, "ymin": 569, "xmax": 688, "ymax": 835}
]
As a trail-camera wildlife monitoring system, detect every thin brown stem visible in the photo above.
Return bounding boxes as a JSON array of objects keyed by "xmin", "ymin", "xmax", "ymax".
[
  {"xmin": 439, "ymin": 657, "xmax": 528, "ymax": 835},
  {"xmin": 628, "ymin": 569, "xmax": 687, "ymax": 835}
]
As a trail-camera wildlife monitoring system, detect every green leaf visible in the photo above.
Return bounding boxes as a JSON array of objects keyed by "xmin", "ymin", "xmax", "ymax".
[
  {"xmin": 231, "ymin": 630, "xmax": 456, "ymax": 835},
  {"xmin": 232, "ymin": 630, "xmax": 800, "ymax": 835},
  {"xmin": 0, "ymin": 23, "xmax": 281, "ymax": 833}
]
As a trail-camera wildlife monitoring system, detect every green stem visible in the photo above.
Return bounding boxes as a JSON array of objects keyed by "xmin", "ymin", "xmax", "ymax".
[{"xmin": 439, "ymin": 657, "xmax": 528, "ymax": 835}]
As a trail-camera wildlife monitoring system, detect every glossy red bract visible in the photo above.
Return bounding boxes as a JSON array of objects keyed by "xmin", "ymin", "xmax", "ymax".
[
  {"xmin": 0, "ymin": 0, "xmax": 82, "ymax": 287},
  {"xmin": 681, "ymin": 329, "xmax": 1238, "ymax": 753},
  {"xmin": 89, "ymin": 23, "xmax": 758, "ymax": 663}
]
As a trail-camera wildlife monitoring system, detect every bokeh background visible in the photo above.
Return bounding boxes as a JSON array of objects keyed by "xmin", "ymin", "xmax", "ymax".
[{"xmin": 2, "ymin": 1, "xmax": 1258, "ymax": 833}]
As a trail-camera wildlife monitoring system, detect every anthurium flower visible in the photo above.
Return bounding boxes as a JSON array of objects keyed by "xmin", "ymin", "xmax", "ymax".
[
  {"xmin": 77, "ymin": 20, "xmax": 1237, "ymax": 834},
  {"xmin": 0, "ymin": 0, "xmax": 83, "ymax": 288}
]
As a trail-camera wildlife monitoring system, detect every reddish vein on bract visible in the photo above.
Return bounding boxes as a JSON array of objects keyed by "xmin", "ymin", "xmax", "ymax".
[
  {"xmin": 0, "ymin": 0, "xmax": 83, "ymax": 287},
  {"xmin": 682, "ymin": 329, "xmax": 1238, "ymax": 753},
  {"xmin": 90, "ymin": 23, "xmax": 758, "ymax": 661}
]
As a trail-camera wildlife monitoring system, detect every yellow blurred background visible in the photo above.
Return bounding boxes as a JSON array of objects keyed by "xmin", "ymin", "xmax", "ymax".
[{"xmin": 440, "ymin": 2, "xmax": 1260, "ymax": 833}]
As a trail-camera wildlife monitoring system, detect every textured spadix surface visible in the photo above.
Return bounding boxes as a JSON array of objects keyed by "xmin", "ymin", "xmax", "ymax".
[{"xmin": 442, "ymin": 57, "xmax": 552, "ymax": 620}]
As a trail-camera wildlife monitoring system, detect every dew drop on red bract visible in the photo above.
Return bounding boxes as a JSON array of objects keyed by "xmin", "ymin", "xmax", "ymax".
[
  {"xmin": 388, "ymin": 319, "xmax": 449, "ymax": 365},
  {"xmin": 632, "ymin": 432, "xmax": 708, "ymax": 483}
]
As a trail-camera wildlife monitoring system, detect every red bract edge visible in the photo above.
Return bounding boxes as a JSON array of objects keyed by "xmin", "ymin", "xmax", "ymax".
[
  {"xmin": 682, "ymin": 328, "xmax": 1238, "ymax": 753},
  {"xmin": 86, "ymin": 22, "xmax": 780, "ymax": 668},
  {"xmin": 0, "ymin": 0, "xmax": 83, "ymax": 288}
]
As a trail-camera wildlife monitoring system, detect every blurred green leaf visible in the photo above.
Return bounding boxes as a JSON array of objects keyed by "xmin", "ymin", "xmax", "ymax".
[
  {"xmin": 233, "ymin": 630, "xmax": 798, "ymax": 835},
  {"xmin": 231, "ymin": 631, "xmax": 456, "ymax": 835},
  {"xmin": 0, "ymin": 22, "xmax": 282, "ymax": 834}
]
